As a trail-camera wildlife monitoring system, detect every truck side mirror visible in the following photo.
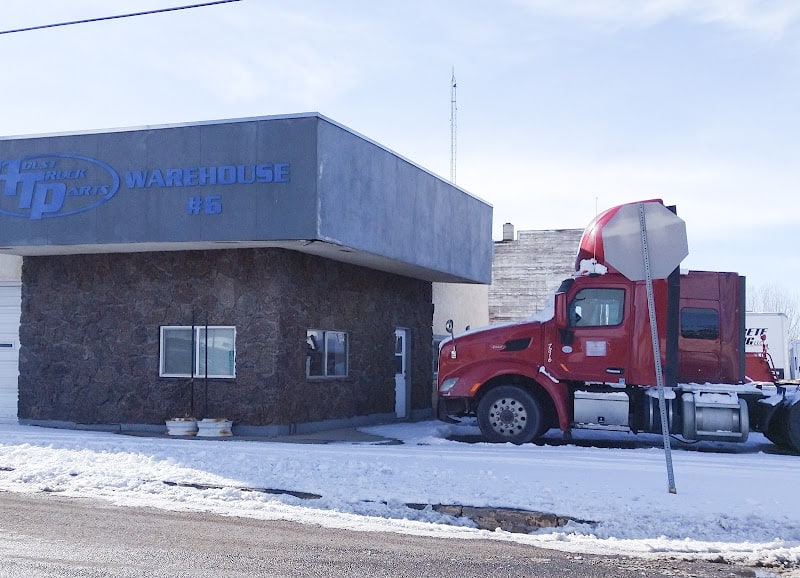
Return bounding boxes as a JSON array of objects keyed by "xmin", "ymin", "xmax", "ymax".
[
  {"xmin": 554, "ymin": 292, "xmax": 567, "ymax": 329},
  {"xmin": 445, "ymin": 319, "xmax": 457, "ymax": 359},
  {"xmin": 555, "ymin": 293, "xmax": 575, "ymax": 345}
]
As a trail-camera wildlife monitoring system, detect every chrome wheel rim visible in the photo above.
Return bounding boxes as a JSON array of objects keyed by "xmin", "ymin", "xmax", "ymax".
[{"xmin": 488, "ymin": 397, "xmax": 528, "ymax": 437}]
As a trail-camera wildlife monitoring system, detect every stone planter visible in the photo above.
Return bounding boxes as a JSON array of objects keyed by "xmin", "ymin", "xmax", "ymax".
[
  {"xmin": 196, "ymin": 418, "xmax": 233, "ymax": 437},
  {"xmin": 165, "ymin": 418, "xmax": 198, "ymax": 436}
]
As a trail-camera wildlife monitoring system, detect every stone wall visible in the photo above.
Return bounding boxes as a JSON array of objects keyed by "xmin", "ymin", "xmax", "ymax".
[{"xmin": 18, "ymin": 249, "xmax": 433, "ymax": 426}]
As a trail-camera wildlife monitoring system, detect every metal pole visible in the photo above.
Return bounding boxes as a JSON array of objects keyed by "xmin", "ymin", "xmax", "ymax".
[
  {"xmin": 190, "ymin": 312, "xmax": 196, "ymax": 418},
  {"xmin": 638, "ymin": 202, "xmax": 677, "ymax": 494},
  {"xmin": 450, "ymin": 68, "xmax": 457, "ymax": 184},
  {"xmin": 204, "ymin": 315, "xmax": 209, "ymax": 418}
]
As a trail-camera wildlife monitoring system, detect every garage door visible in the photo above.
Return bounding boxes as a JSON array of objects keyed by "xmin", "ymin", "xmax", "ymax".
[{"xmin": 0, "ymin": 283, "xmax": 21, "ymax": 421}]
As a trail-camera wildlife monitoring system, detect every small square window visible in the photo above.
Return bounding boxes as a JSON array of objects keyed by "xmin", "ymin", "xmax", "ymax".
[
  {"xmin": 307, "ymin": 330, "xmax": 348, "ymax": 378},
  {"xmin": 681, "ymin": 308, "xmax": 719, "ymax": 340}
]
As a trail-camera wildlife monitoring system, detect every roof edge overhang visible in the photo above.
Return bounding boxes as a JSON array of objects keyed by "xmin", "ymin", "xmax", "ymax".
[{"xmin": 0, "ymin": 241, "xmax": 484, "ymax": 284}]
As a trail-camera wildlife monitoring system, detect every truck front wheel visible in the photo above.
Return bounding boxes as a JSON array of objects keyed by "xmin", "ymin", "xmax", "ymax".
[{"xmin": 477, "ymin": 385, "xmax": 542, "ymax": 444}]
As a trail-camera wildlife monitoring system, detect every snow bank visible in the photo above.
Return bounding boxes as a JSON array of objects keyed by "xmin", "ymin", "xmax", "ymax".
[{"xmin": 0, "ymin": 420, "xmax": 797, "ymax": 571}]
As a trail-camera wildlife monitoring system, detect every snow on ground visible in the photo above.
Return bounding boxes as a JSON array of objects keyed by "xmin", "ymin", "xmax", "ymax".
[{"xmin": 0, "ymin": 419, "xmax": 798, "ymax": 573}]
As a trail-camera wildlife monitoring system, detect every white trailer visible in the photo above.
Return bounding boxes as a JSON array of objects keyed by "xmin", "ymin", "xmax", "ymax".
[{"xmin": 746, "ymin": 312, "xmax": 790, "ymax": 379}]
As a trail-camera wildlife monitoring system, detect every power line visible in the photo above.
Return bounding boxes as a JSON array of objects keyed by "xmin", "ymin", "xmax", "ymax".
[{"xmin": 0, "ymin": 0, "xmax": 243, "ymax": 36}]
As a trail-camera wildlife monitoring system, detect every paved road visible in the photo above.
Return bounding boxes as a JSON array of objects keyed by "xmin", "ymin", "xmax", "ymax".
[{"xmin": 0, "ymin": 491, "xmax": 768, "ymax": 577}]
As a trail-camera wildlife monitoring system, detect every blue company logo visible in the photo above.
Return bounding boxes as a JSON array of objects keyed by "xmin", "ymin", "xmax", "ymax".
[{"xmin": 0, "ymin": 154, "xmax": 120, "ymax": 219}]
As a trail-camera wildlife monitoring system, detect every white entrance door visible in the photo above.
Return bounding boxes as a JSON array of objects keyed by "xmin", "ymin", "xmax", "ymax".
[
  {"xmin": 394, "ymin": 328, "xmax": 409, "ymax": 419},
  {"xmin": 0, "ymin": 283, "xmax": 21, "ymax": 422}
]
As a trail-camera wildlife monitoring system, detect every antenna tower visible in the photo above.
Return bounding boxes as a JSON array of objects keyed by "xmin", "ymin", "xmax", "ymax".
[{"xmin": 450, "ymin": 68, "xmax": 457, "ymax": 184}]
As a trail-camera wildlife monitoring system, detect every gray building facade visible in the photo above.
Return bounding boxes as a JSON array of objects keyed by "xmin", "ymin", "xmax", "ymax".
[{"xmin": 0, "ymin": 113, "xmax": 492, "ymax": 432}]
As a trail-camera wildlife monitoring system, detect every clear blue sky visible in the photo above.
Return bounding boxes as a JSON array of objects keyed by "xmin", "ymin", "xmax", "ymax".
[{"xmin": 2, "ymin": 0, "xmax": 798, "ymax": 296}]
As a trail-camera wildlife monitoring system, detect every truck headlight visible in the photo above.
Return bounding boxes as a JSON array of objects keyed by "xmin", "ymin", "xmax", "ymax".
[{"xmin": 439, "ymin": 377, "xmax": 459, "ymax": 395}]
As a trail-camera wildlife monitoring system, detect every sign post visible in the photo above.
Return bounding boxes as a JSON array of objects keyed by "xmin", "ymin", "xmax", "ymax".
[{"xmin": 600, "ymin": 201, "xmax": 688, "ymax": 494}]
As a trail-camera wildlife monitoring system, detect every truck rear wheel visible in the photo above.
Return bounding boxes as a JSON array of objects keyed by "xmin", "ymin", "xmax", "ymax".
[
  {"xmin": 788, "ymin": 399, "xmax": 800, "ymax": 453},
  {"xmin": 477, "ymin": 385, "xmax": 542, "ymax": 444}
]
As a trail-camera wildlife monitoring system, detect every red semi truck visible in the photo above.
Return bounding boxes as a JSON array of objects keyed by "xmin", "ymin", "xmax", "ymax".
[{"xmin": 437, "ymin": 200, "xmax": 800, "ymax": 452}]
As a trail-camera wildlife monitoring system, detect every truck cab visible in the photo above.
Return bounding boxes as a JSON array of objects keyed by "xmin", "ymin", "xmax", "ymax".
[{"xmin": 437, "ymin": 200, "xmax": 799, "ymax": 452}]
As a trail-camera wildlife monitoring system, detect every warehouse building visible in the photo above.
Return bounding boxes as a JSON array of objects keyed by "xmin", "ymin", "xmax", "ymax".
[{"xmin": 0, "ymin": 113, "xmax": 492, "ymax": 434}]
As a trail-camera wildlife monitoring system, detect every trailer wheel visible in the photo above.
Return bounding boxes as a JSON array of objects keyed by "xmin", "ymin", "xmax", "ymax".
[
  {"xmin": 764, "ymin": 420, "xmax": 789, "ymax": 449},
  {"xmin": 784, "ymin": 398, "xmax": 800, "ymax": 453},
  {"xmin": 477, "ymin": 385, "xmax": 542, "ymax": 444},
  {"xmin": 765, "ymin": 398, "xmax": 800, "ymax": 454}
]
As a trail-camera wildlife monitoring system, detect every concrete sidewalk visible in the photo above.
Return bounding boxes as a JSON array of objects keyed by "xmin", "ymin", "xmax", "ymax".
[
  {"xmin": 118, "ymin": 425, "xmax": 404, "ymax": 445},
  {"xmin": 259, "ymin": 427, "xmax": 402, "ymax": 445}
]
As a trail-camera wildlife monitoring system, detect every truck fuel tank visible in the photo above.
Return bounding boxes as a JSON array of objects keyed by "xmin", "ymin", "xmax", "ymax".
[
  {"xmin": 681, "ymin": 391, "xmax": 749, "ymax": 443},
  {"xmin": 573, "ymin": 390, "xmax": 630, "ymax": 431}
]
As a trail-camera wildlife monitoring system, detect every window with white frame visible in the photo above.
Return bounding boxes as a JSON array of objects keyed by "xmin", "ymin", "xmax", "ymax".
[
  {"xmin": 306, "ymin": 329, "xmax": 348, "ymax": 378},
  {"xmin": 160, "ymin": 326, "xmax": 236, "ymax": 378}
]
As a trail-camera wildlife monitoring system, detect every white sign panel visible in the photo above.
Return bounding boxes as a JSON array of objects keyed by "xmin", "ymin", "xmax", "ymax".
[{"xmin": 602, "ymin": 202, "xmax": 689, "ymax": 281}]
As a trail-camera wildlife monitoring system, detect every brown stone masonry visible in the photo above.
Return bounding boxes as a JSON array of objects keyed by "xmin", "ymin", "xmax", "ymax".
[{"xmin": 18, "ymin": 249, "xmax": 433, "ymax": 426}]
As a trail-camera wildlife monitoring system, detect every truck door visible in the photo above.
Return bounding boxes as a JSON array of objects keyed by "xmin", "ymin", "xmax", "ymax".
[{"xmin": 549, "ymin": 282, "xmax": 631, "ymax": 383}]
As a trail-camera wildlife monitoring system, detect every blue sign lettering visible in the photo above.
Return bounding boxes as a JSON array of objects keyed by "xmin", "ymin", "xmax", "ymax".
[
  {"xmin": 186, "ymin": 195, "xmax": 223, "ymax": 216},
  {"xmin": 0, "ymin": 155, "xmax": 290, "ymax": 220},
  {"xmin": 124, "ymin": 163, "xmax": 290, "ymax": 188},
  {"xmin": 0, "ymin": 154, "xmax": 120, "ymax": 220},
  {"xmin": 187, "ymin": 196, "xmax": 203, "ymax": 215}
]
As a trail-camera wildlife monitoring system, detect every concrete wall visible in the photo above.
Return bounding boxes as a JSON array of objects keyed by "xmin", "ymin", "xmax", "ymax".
[
  {"xmin": 432, "ymin": 283, "xmax": 489, "ymax": 337},
  {"xmin": 317, "ymin": 120, "xmax": 493, "ymax": 284},
  {"xmin": 0, "ymin": 255, "xmax": 21, "ymax": 281},
  {"xmin": 433, "ymin": 229, "xmax": 585, "ymax": 333},
  {"xmin": 490, "ymin": 229, "xmax": 583, "ymax": 323},
  {"xmin": 19, "ymin": 249, "xmax": 433, "ymax": 427}
]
